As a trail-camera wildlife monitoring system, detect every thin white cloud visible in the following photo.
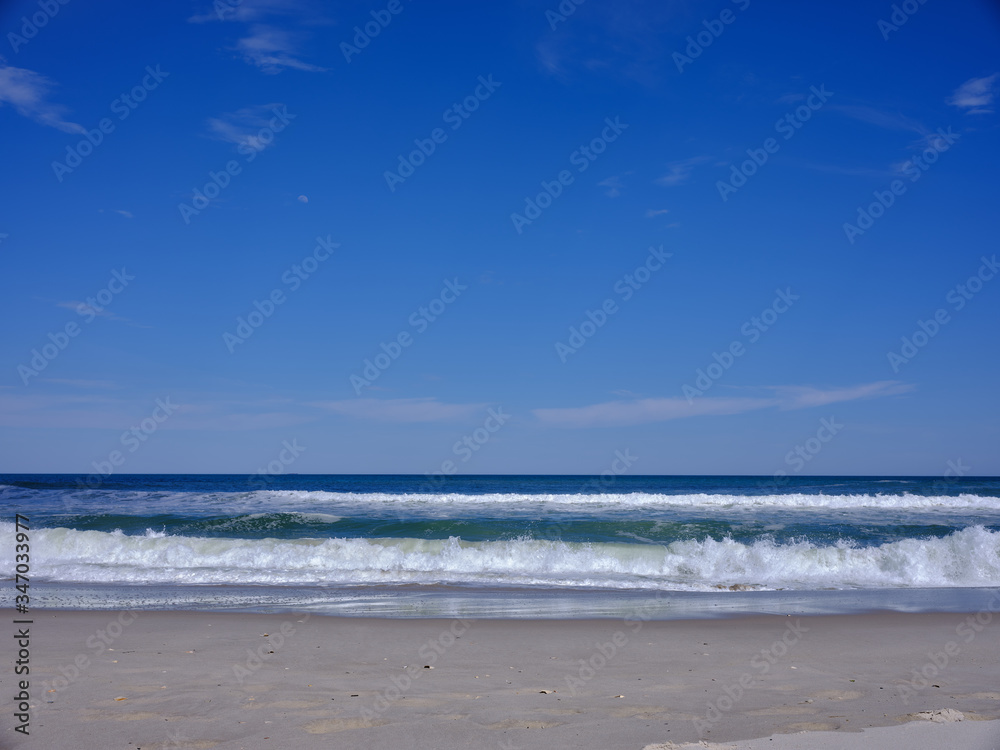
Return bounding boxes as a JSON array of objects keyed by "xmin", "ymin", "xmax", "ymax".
[
  {"xmin": 313, "ymin": 398, "xmax": 487, "ymax": 423},
  {"xmin": 598, "ymin": 175, "xmax": 624, "ymax": 197},
  {"xmin": 655, "ymin": 156, "xmax": 710, "ymax": 187},
  {"xmin": 948, "ymin": 73, "xmax": 999, "ymax": 114},
  {"xmin": 207, "ymin": 104, "xmax": 287, "ymax": 151},
  {"xmin": 535, "ymin": 39, "xmax": 565, "ymax": 77},
  {"xmin": 534, "ymin": 3, "xmax": 686, "ymax": 86},
  {"xmin": 116, "ymin": 210, "xmax": 133, "ymax": 218},
  {"xmin": 533, "ymin": 381, "xmax": 912, "ymax": 428},
  {"xmin": 645, "ymin": 208, "xmax": 670, "ymax": 218},
  {"xmin": 0, "ymin": 393, "xmax": 131, "ymax": 429},
  {"xmin": 43, "ymin": 379, "xmax": 118, "ymax": 389},
  {"xmin": 235, "ymin": 25, "xmax": 327, "ymax": 74},
  {"xmin": 189, "ymin": 0, "xmax": 328, "ymax": 73},
  {"xmin": 535, "ymin": 396, "xmax": 776, "ymax": 428},
  {"xmin": 0, "ymin": 392, "xmax": 311, "ymax": 430},
  {"xmin": 54, "ymin": 301, "xmax": 148, "ymax": 327},
  {"xmin": 832, "ymin": 104, "xmax": 927, "ymax": 135},
  {"xmin": 189, "ymin": 0, "xmax": 306, "ymax": 23},
  {"xmin": 0, "ymin": 64, "xmax": 84, "ymax": 133},
  {"xmin": 773, "ymin": 381, "xmax": 914, "ymax": 409}
]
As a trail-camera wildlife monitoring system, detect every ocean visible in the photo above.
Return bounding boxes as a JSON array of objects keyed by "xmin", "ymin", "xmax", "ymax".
[{"xmin": 3, "ymin": 474, "xmax": 999, "ymax": 618}]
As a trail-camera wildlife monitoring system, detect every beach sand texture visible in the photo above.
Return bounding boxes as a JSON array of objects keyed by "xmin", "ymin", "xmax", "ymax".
[{"xmin": 9, "ymin": 609, "xmax": 1000, "ymax": 749}]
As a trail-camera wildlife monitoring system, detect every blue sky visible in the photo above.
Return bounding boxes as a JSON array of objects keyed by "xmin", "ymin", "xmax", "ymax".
[{"xmin": 1, "ymin": 0, "xmax": 998, "ymax": 476}]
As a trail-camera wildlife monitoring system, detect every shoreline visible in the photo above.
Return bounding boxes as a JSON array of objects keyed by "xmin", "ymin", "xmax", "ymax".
[
  {"xmin": 10, "ymin": 609, "xmax": 1000, "ymax": 748},
  {"xmin": 17, "ymin": 583, "xmax": 1000, "ymax": 620}
]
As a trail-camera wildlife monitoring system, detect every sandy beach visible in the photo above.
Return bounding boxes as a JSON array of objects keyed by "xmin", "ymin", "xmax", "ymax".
[{"xmin": 8, "ymin": 609, "xmax": 999, "ymax": 749}]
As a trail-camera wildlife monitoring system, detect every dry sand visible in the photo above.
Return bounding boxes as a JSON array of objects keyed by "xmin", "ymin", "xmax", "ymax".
[{"xmin": 6, "ymin": 610, "xmax": 999, "ymax": 749}]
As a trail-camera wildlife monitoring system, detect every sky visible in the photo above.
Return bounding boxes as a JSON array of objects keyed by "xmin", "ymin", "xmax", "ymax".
[{"xmin": 1, "ymin": 0, "xmax": 998, "ymax": 476}]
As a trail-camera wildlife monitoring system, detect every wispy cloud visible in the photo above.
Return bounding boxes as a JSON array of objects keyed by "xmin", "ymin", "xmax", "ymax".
[
  {"xmin": 43, "ymin": 378, "xmax": 118, "ymax": 389},
  {"xmin": 189, "ymin": 0, "xmax": 327, "ymax": 73},
  {"xmin": 948, "ymin": 73, "xmax": 999, "ymax": 114},
  {"xmin": 0, "ymin": 393, "xmax": 133, "ymax": 429},
  {"xmin": 831, "ymin": 104, "xmax": 928, "ymax": 135},
  {"xmin": 645, "ymin": 208, "xmax": 670, "ymax": 218},
  {"xmin": 189, "ymin": 0, "xmax": 307, "ymax": 24},
  {"xmin": 534, "ymin": 2, "xmax": 690, "ymax": 86},
  {"xmin": 598, "ymin": 175, "xmax": 624, "ymax": 197},
  {"xmin": 0, "ymin": 64, "xmax": 84, "ymax": 133},
  {"xmin": 771, "ymin": 381, "xmax": 914, "ymax": 409},
  {"xmin": 535, "ymin": 39, "xmax": 565, "ymax": 77},
  {"xmin": 655, "ymin": 156, "xmax": 710, "ymax": 187},
  {"xmin": 312, "ymin": 398, "xmax": 487, "ymax": 423},
  {"xmin": 535, "ymin": 396, "xmax": 774, "ymax": 428},
  {"xmin": 533, "ymin": 381, "xmax": 912, "ymax": 428},
  {"xmin": 235, "ymin": 25, "xmax": 327, "ymax": 74},
  {"xmin": 776, "ymin": 92, "xmax": 805, "ymax": 105},
  {"xmin": 207, "ymin": 104, "xmax": 288, "ymax": 151},
  {"xmin": 830, "ymin": 104, "xmax": 952, "ymax": 153},
  {"xmin": 0, "ymin": 392, "xmax": 312, "ymax": 430},
  {"xmin": 54, "ymin": 300, "xmax": 145, "ymax": 326}
]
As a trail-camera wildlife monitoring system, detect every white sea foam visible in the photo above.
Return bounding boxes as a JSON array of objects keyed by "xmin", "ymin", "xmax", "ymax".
[
  {"xmin": 257, "ymin": 490, "xmax": 1000, "ymax": 511},
  {"xmin": 4, "ymin": 523, "xmax": 998, "ymax": 591},
  {"xmin": 25, "ymin": 489, "xmax": 1000, "ymax": 518}
]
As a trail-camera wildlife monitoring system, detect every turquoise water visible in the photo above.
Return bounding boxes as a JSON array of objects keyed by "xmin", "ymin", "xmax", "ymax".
[{"xmin": 3, "ymin": 474, "xmax": 999, "ymax": 616}]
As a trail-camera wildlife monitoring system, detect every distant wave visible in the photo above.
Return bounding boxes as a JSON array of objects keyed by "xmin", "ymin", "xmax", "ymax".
[
  {"xmin": 252, "ymin": 490, "xmax": 1000, "ymax": 511},
  {"xmin": 16, "ymin": 488, "xmax": 1000, "ymax": 515},
  {"xmin": 5, "ymin": 523, "xmax": 998, "ymax": 591}
]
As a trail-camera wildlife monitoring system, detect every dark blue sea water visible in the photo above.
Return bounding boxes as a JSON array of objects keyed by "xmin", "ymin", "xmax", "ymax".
[{"xmin": 3, "ymin": 474, "xmax": 999, "ymax": 617}]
